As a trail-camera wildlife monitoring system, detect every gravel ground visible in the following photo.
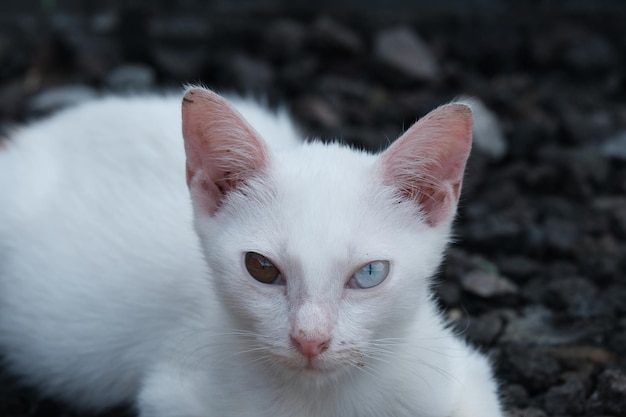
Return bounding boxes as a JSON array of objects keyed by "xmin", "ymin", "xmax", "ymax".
[{"xmin": 1, "ymin": 5, "xmax": 625, "ymax": 417}]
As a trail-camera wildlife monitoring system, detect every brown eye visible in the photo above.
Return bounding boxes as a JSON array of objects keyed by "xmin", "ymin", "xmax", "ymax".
[{"xmin": 245, "ymin": 252, "xmax": 282, "ymax": 284}]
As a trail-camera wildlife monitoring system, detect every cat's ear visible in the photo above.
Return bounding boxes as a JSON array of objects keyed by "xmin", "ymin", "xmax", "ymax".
[
  {"xmin": 379, "ymin": 103, "xmax": 473, "ymax": 227},
  {"xmin": 182, "ymin": 87, "xmax": 268, "ymax": 215}
]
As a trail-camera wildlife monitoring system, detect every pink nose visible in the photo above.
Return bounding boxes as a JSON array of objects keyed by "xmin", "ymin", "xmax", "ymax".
[{"xmin": 290, "ymin": 335, "xmax": 330, "ymax": 358}]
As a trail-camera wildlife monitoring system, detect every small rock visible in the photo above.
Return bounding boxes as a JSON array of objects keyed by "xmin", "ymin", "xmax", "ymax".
[
  {"xmin": 607, "ymin": 317, "xmax": 626, "ymax": 357},
  {"xmin": 562, "ymin": 33, "xmax": 616, "ymax": 74},
  {"xmin": 264, "ymin": 19, "xmax": 307, "ymax": 63},
  {"xmin": 463, "ymin": 310, "xmax": 505, "ymax": 346},
  {"xmin": 506, "ymin": 407, "xmax": 547, "ymax": 417},
  {"xmin": 292, "ymin": 95, "xmax": 341, "ymax": 130},
  {"xmin": 27, "ymin": 85, "xmax": 98, "ymax": 116},
  {"xmin": 544, "ymin": 377, "xmax": 587, "ymax": 415},
  {"xmin": 340, "ymin": 126, "xmax": 399, "ymax": 152},
  {"xmin": 317, "ymin": 75, "xmax": 373, "ymax": 101},
  {"xmin": 587, "ymin": 369, "xmax": 626, "ymax": 415},
  {"xmin": 506, "ymin": 118, "xmax": 559, "ymax": 158},
  {"xmin": 148, "ymin": 16, "xmax": 210, "ymax": 41},
  {"xmin": 501, "ymin": 384, "xmax": 530, "ymax": 408},
  {"xmin": 501, "ymin": 344, "xmax": 561, "ymax": 391},
  {"xmin": 0, "ymin": 78, "xmax": 27, "ymax": 120},
  {"xmin": 548, "ymin": 346, "xmax": 615, "ymax": 364},
  {"xmin": 544, "ymin": 276, "xmax": 603, "ymax": 318},
  {"xmin": 105, "ymin": 64, "xmax": 156, "ymax": 92},
  {"xmin": 225, "ymin": 54, "xmax": 274, "ymax": 93},
  {"xmin": 309, "ymin": 17, "xmax": 364, "ymax": 56},
  {"xmin": 279, "ymin": 57, "xmax": 319, "ymax": 92},
  {"xmin": 496, "ymin": 256, "xmax": 540, "ymax": 282},
  {"xmin": 537, "ymin": 145, "xmax": 609, "ymax": 190},
  {"xmin": 459, "ymin": 269, "xmax": 518, "ymax": 298},
  {"xmin": 151, "ymin": 45, "xmax": 207, "ymax": 80},
  {"xmin": 90, "ymin": 12, "xmax": 118, "ymax": 34},
  {"xmin": 463, "ymin": 213, "xmax": 522, "ymax": 248},
  {"xmin": 601, "ymin": 131, "xmax": 626, "ymax": 161},
  {"xmin": 501, "ymin": 305, "xmax": 588, "ymax": 346},
  {"xmin": 374, "ymin": 26, "xmax": 439, "ymax": 84},
  {"xmin": 560, "ymin": 105, "xmax": 612, "ymax": 145},
  {"xmin": 435, "ymin": 281, "xmax": 461, "ymax": 307},
  {"xmin": 458, "ymin": 97, "xmax": 507, "ymax": 159},
  {"xmin": 543, "ymin": 216, "xmax": 579, "ymax": 254}
]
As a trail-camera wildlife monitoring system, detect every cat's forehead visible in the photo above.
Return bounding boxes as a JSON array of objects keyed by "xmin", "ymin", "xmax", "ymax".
[
  {"xmin": 266, "ymin": 143, "xmax": 391, "ymax": 255},
  {"xmin": 273, "ymin": 142, "xmax": 376, "ymax": 192},
  {"xmin": 272, "ymin": 142, "xmax": 375, "ymax": 212}
]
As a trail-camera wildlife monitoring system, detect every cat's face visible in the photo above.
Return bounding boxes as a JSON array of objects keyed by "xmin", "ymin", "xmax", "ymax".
[
  {"xmin": 198, "ymin": 145, "xmax": 449, "ymax": 379},
  {"xmin": 181, "ymin": 87, "xmax": 472, "ymax": 380}
]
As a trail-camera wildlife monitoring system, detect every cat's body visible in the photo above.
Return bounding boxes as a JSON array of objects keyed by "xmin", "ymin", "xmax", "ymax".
[{"xmin": 0, "ymin": 88, "xmax": 503, "ymax": 417}]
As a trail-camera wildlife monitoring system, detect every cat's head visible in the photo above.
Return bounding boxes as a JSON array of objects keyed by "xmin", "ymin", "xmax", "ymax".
[{"xmin": 181, "ymin": 87, "xmax": 472, "ymax": 381}]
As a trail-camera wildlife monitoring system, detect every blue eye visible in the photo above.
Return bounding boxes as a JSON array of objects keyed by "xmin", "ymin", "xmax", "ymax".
[{"xmin": 350, "ymin": 261, "xmax": 390, "ymax": 289}]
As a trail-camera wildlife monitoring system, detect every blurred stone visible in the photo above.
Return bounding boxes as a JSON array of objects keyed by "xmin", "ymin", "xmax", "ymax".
[
  {"xmin": 279, "ymin": 57, "xmax": 319, "ymax": 92},
  {"xmin": 105, "ymin": 64, "xmax": 156, "ymax": 92},
  {"xmin": 435, "ymin": 281, "xmax": 461, "ymax": 307},
  {"xmin": 496, "ymin": 256, "xmax": 540, "ymax": 282},
  {"xmin": 340, "ymin": 126, "xmax": 398, "ymax": 152},
  {"xmin": 587, "ymin": 369, "xmax": 626, "ymax": 415},
  {"xmin": 505, "ymin": 117, "xmax": 559, "ymax": 159},
  {"xmin": 547, "ymin": 346, "xmax": 615, "ymax": 364},
  {"xmin": 148, "ymin": 16, "xmax": 210, "ymax": 41},
  {"xmin": 591, "ymin": 196, "xmax": 626, "ymax": 238},
  {"xmin": 544, "ymin": 276, "xmax": 603, "ymax": 318},
  {"xmin": 226, "ymin": 54, "xmax": 274, "ymax": 93},
  {"xmin": 0, "ymin": 78, "xmax": 27, "ymax": 120},
  {"xmin": 264, "ymin": 19, "xmax": 307, "ymax": 63},
  {"xmin": 309, "ymin": 17, "xmax": 364, "ymax": 56},
  {"xmin": 544, "ymin": 377, "xmax": 587, "ymax": 415},
  {"xmin": 501, "ymin": 305, "xmax": 588, "ymax": 346},
  {"xmin": 91, "ymin": 12, "xmax": 118, "ymax": 34},
  {"xmin": 463, "ymin": 310, "xmax": 505, "ymax": 346},
  {"xmin": 543, "ymin": 216, "xmax": 579, "ymax": 254},
  {"xmin": 151, "ymin": 45, "xmax": 207, "ymax": 80},
  {"xmin": 0, "ymin": 30, "xmax": 30, "ymax": 82},
  {"xmin": 458, "ymin": 97, "xmax": 507, "ymax": 159},
  {"xmin": 562, "ymin": 33, "xmax": 616, "ymax": 73},
  {"xmin": 538, "ymin": 145, "xmax": 609, "ymax": 187},
  {"xmin": 317, "ymin": 75, "xmax": 372, "ymax": 101},
  {"xmin": 463, "ymin": 213, "xmax": 522, "ymax": 247},
  {"xmin": 530, "ymin": 25, "xmax": 616, "ymax": 74},
  {"xmin": 506, "ymin": 408, "xmax": 547, "ymax": 417},
  {"xmin": 602, "ymin": 131, "xmax": 626, "ymax": 160},
  {"xmin": 374, "ymin": 27, "xmax": 439, "ymax": 84},
  {"xmin": 501, "ymin": 344, "xmax": 561, "ymax": 391},
  {"xmin": 292, "ymin": 95, "xmax": 341, "ymax": 130},
  {"xmin": 459, "ymin": 269, "xmax": 518, "ymax": 298},
  {"xmin": 559, "ymin": 105, "xmax": 604, "ymax": 145},
  {"xmin": 27, "ymin": 85, "xmax": 98, "ymax": 116},
  {"xmin": 501, "ymin": 384, "xmax": 529, "ymax": 408}
]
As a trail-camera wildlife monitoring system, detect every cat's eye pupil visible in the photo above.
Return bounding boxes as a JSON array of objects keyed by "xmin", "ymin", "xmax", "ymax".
[
  {"xmin": 245, "ymin": 252, "xmax": 282, "ymax": 285},
  {"xmin": 351, "ymin": 261, "xmax": 389, "ymax": 289}
]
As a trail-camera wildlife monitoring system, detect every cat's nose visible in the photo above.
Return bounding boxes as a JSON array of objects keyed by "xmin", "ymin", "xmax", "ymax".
[{"xmin": 290, "ymin": 335, "xmax": 330, "ymax": 358}]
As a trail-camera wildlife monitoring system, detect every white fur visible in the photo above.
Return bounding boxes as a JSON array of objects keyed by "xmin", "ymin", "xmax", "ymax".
[{"xmin": 0, "ymin": 92, "xmax": 503, "ymax": 416}]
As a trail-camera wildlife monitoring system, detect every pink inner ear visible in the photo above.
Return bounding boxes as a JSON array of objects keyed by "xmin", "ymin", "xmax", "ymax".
[
  {"xmin": 182, "ymin": 88, "xmax": 268, "ymax": 215},
  {"xmin": 380, "ymin": 103, "xmax": 473, "ymax": 226}
]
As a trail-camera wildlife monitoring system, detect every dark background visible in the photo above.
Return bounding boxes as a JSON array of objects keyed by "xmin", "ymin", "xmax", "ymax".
[{"xmin": 1, "ymin": 1, "xmax": 625, "ymax": 416}]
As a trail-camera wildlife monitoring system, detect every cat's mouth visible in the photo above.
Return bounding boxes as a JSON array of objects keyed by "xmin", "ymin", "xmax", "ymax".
[
  {"xmin": 276, "ymin": 352, "xmax": 355, "ymax": 376},
  {"xmin": 280, "ymin": 356, "xmax": 330, "ymax": 372}
]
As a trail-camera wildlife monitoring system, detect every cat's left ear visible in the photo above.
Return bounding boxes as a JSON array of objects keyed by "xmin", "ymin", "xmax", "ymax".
[
  {"xmin": 182, "ymin": 87, "xmax": 269, "ymax": 215},
  {"xmin": 378, "ymin": 103, "xmax": 473, "ymax": 227}
]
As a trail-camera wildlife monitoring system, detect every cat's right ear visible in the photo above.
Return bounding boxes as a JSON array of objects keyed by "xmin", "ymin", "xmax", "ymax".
[
  {"xmin": 378, "ymin": 103, "xmax": 473, "ymax": 227},
  {"xmin": 182, "ymin": 87, "xmax": 268, "ymax": 215}
]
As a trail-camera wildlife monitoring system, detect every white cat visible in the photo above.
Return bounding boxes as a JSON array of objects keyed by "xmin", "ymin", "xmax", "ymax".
[{"xmin": 0, "ymin": 87, "xmax": 503, "ymax": 417}]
